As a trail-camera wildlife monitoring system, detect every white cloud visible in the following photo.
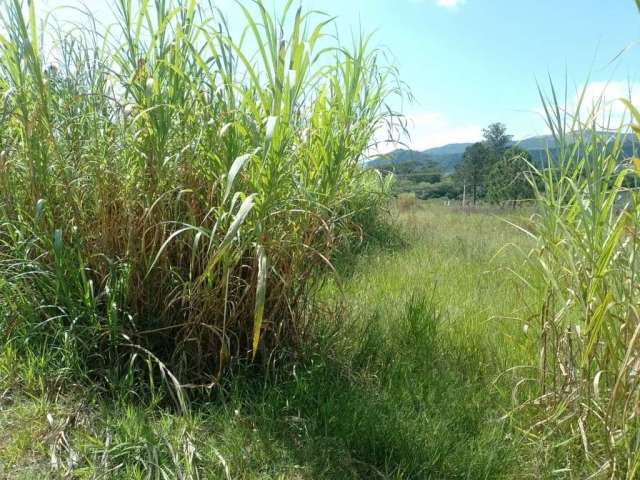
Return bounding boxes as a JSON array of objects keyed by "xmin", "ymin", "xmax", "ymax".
[
  {"xmin": 408, "ymin": 0, "xmax": 466, "ymax": 8},
  {"xmin": 577, "ymin": 81, "xmax": 639, "ymax": 124},
  {"xmin": 374, "ymin": 111, "xmax": 482, "ymax": 153},
  {"xmin": 435, "ymin": 0, "xmax": 465, "ymax": 8},
  {"xmin": 534, "ymin": 81, "xmax": 640, "ymax": 130}
]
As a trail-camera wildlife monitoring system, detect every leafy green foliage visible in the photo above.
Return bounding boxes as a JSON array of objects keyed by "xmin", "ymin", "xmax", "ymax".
[
  {"xmin": 378, "ymin": 159, "xmax": 443, "ymax": 183},
  {"xmin": 455, "ymin": 142, "xmax": 490, "ymax": 204},
  {"xmin": 453, "ymin": 123, "xmax": 533, "ymax": 205},
  {"xmin": 0, "ymin": 203, "xmax": 531, "ymax": 479},
  {"xmin": 482, "ymin": 122, "xmax": 513, "ymax": 159},
  {"xmin": 486, "ymin": 147, "xmax": 535, "ymax": 204},
  {"xmin": 378, "ymin": 159, "xmax": 460, "ymax": 199}
]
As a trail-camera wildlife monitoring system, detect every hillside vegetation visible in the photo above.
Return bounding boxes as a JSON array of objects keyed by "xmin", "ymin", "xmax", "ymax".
[
  {"xmin": 371, "ymin": 132, "xmax": 637, "ymax": 173},
  {"xmin": 372, "ymin": 126, "xmax": 638, "ymax": 203}
]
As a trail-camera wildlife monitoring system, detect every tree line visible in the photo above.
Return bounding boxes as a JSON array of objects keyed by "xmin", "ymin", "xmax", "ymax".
[
  {"xmin": 454, "ymin": 122, "xmax": 534, "ymax": 205},
  {"xmin": 380, "ymin": 122, "xmax": 536, "ymax": 204}
]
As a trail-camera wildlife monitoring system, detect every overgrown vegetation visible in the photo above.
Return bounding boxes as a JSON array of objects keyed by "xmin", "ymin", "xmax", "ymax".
[
  {"xmin": 0, "ymin": 0, "xmax": 399, "ymax": 396},
  {"xmin": 515, "ymin": 83, "xmax": 640, "ymax": 478},
  {"xmin": 0, "ymin": 203, "xmax": 532, "ymax": 478},
  {"xmin": 376, "ymin": 158, "xmax": 461, "ymax": 200},
  {"xmin": 3, "ymin": 0, "xmax": 640, "ymax": 478}
]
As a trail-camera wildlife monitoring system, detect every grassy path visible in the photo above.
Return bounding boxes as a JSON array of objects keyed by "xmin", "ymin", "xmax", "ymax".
[{"xmin": 1, "ymin": 203, "xmax": 536, "ymax": 479}]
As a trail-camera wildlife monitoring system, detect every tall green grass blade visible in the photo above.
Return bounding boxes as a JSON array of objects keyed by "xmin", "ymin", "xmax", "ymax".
[{"xmin": 252, "ymin": 245, "xmax": 267, "ymax": 359}]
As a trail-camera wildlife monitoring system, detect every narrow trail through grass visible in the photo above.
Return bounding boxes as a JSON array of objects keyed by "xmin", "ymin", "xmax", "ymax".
[{"xmin": 1, "ymin": 203, "xmax": 537, "ymax": 479}]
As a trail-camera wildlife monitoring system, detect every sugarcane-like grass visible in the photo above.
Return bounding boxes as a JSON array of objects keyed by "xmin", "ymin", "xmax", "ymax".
[
  {"xmin": 0, "ymin": 0, "xmax": 400, "ymax": 399},
  {"xmin": 516, "ymin": 82, "xmax": 640, "ymax": 478}
]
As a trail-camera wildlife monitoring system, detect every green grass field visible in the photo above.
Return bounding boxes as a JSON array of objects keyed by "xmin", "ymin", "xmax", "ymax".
[{"xmin": 1, "ymin": 202, "xmax": 542, "ymax": 479}]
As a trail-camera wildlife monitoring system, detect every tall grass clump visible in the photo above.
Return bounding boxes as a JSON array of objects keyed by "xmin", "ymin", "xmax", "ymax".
[
  {"xmin": 520, "ymin": 82, "xmax": 640, "ymax": 477},
  {"xmin": 0, "ymin": 0, "xmax": 400, "ymax": 397}
]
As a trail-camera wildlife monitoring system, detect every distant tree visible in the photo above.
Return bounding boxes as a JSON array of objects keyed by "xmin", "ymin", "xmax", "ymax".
[
  {"xmin": 482, "ymin": 122, "xmax": 512, "ymax": 161},
  {"xmin": 413, "ymin": 160, "xmax": 442, "ymax": 183},
  {"xmin": 416, "ymin": 177, "xmax": 460, "ymax": 199},
  {"xmin": 456, "ymin": 142, "xmax": 490, "ymax": 204},
  {"xmin": 486, "ymin": 147, "xmax": 534, "ymax": 205},
  {"xmin": 382, "ymin": 159, "xmax": 443, "ymax": 194}
]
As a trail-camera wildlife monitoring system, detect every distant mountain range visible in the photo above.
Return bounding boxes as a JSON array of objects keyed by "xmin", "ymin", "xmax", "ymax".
[{"xmin": 368, "ymin": 133, "xmax": 637, "ymax": 174}]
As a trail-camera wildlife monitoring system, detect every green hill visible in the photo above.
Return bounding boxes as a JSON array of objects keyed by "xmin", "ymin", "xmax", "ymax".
[{"xmin": 369, "ymin": 132, "xmax": 637, "ymax": 174}]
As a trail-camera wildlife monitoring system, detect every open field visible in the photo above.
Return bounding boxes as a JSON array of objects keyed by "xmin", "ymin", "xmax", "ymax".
[{"xmin": 1, "ymin": 202, "xmax": 541, "ymax": 479}]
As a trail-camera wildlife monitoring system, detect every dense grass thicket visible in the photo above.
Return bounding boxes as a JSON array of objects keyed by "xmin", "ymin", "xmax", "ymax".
[
  {"xmin": 0, "ymin": 204, "xmax": 533, "ymax": 478},
  {"xmin": 0, "ymin": 0, "xmax": 400, "ymax": 395}
]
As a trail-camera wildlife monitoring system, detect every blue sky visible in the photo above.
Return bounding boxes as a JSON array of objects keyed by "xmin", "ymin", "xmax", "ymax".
[
  {"xmin": 309, "ymin": 0, "xmax": 640, "ymax": 150},
  {"xmin": 36, "ymin": 0, "xmax": 640, "ymax": 149}
]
